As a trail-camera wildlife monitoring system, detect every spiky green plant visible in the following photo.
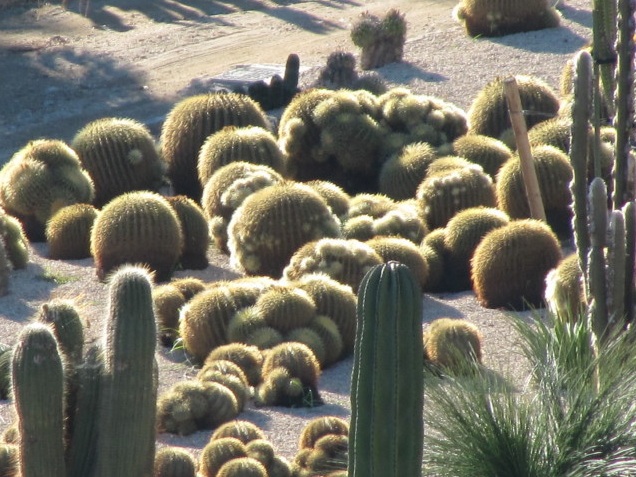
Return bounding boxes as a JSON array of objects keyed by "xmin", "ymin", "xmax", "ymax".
[
  {"xmin": 198, "ymin": 437, "xmax": 248, "ymax": 477},
  {"xmin": 165, "ymin": 195, "xmax": 209, "ymax": 270},
  {"xmin": 0, "ymin": 209, "xmax": 29, "ymax": 269},
  {"xmin": 423, "ymin": 317, "xmax": 484, "ymax": 373},
  {"xmin": 350, "ymin": 9, "xmax": 407, "ymax": 70},
  {"xmin": 210, "ymin": 420, "xmax": 267, "ymax": 444},
  {"xmin": 45, "ymin": 203, "xmax": 98, "ymax": 260},
  {"xmin": 154, "ymin": 447, "xmax": 197, "ymax": 477},
  {"xmin": 452, "ymin": 134, "xmax": 512, "ymax": 179}
]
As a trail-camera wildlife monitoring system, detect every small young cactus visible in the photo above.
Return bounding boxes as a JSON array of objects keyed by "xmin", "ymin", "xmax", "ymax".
[
  {"xmin": 45, "ymin": 203, "xmax": 98, "ymax": 260},
  {"xmin": 217, "ymin": 457, "xmax": 268, "ymax": 477},
  {"xmin": 299, "ymin": 416, "xmax": 349, "ymax": 450},
  {"xmin": 71, "ymin": 117, "xmax": 166, "ymax": 207},
  {"xmin": 160, "ymin": 92, "xmax": 270, "ymax": 201},
  {"xmin": 252, "ymin": 284, "xmax": 317, "ymax": 333},
  {"xmin": 313, "ymin": 51, "xmax": 360, "ymax": 90},
  {"xmin": 152, "ymin": 283, "xmax": 187, "ymax": 346},
  {"xmin": 471, "ymin": 219, "xmax": 562, "ymax": 309},
  {"xmin": 423, "ymin": 317, "xmax": 484, "ymax": 373},
  {"xmin": 351, "ymin": 9, "xmax": 407, "ymax": 70},
  {"xmin": 154, "ymin": 447, "xmax": 197, "ymax": 477},
  {"xmin": 165, "ymin": 195, "xmax": 210, "ymax": 270}
]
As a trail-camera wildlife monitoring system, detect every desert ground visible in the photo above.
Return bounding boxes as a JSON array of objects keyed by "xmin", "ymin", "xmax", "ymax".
[{"xmin": 0, "ymin": 0, "xmax": 592, "ymax": 467}]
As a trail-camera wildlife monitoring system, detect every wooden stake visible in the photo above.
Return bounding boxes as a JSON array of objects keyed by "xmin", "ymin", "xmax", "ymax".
[{"xmin": 504, "ymin": 77, "xmax": 547, "ymax": 222}]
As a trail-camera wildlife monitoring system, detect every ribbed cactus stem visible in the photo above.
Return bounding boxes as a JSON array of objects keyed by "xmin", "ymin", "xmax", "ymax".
[
  {"xmin": 95, "ymin": 266, "xmax": 158, "ymax": 477},
  {"xmin": 623, "ymin": 201, "xmax": 635, "ymax": 323},
  {"xmin": 570, "ymin": 49, "xmax": 593, "ymax": 276},
  {"xmin": 588, "ymin": 178, "xmax": 609, "ymax": 341},
  {"xmin": 12, "ymin": 323, "xmax": 67, "ymax": 477},
  {"xmin": 349, "ymin": 261, "xmax": 424, "ymax": 477},
  {"xmin": 612, "ymin": 0, "xmax": 636, "ymax": 208},
  {"xmin": 607, "ymin": 210, "xmax": 626, "ymax": 328},
  {"xmin": 591, "ymin": 0, "xmax": 617, "ymax": 119}
]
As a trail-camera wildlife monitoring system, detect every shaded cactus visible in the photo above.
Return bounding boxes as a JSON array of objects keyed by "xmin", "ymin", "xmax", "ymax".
[
  {"xmin": 154, "ymin": 447, "xmax": 197, "ymax": 477},
  {"xmin": 90, "ymin": 191, "xmax": 184, "ymax": 281},
  {"xmin": 351, "ymin": 8, "xmax": 407, "ymax": 70},
  {"xmin": 0, "ymin": 345, "xmax": 13, "ymax": 399},
  {"xmin": 153, "ymin": 283, "xmax": 186, "ymax": 346},
  {"xmin": 544, "ymin": 253, "xmax": 587, "ymax": 323},
  {"xmin": 94, "ymin": 266, "xmax": 158, "ymax": 477},
  {"xmin": 452, "ymin": 0, "xmax": 560, "ymax": 37},
  {"xmin": 416, "ymin": 164, "xmax": 497, "ymax": 230},
  {"xmin": 199, "ymin": 437, "xmax": 248, "ymax": 477},
  {"xmin": 217, "ymin": 457, "xmax": 268, "ymax": 477},
  {"xmin": 227, "ymin": 182, "xmax": 341, "ymax": 277},
  {"xmin": 45, "ymin": 203, "xmax": 98, "ymax": 260},
  {"xmin": 205, "ymin": 342, "xmax": 264, "ymax": 387},
  {"xmin": 378, "ymin": 141, "xmax": 438, "ymax": 200},
  {"xmin": 0, "ymin": 209, "xmax": 29, "ymax": 269},
  {"xmin": 12, "ymin": 323, "xmax": 67, "ymax": 477},
  {"xmin": 0, "ymin": 139, "xmax": 95, "ymax": 241},
  {"xmin": 170, "ymin": 276, "xmax": 206, "ymax": 299},
  {"xmin": 419, "ymin": 242, "xmax": 446, "ymax": 293},
  {"xmin": 201, "ymin": 162, "xmax": 284, "ymax": 252},
  {"xmin": 443, "ymin": 207, "xmax": 510, "ymax": 292},
  {"xmin": 0, "ymin": 443, "xmax": 18, "ymax": 477},
  {"xmin": 313, "ymin": 51, "xmax": 360, "ymax": 89},
  {"xmin": 349, "ymin": 261, "xmax": 424, "ymax": 477},
  {"xmin": 423, "ymin": 317, "xmax": 484, "ymax": 373},
  {"xmin": 71, "ymin": 117, "xmax": 166, "ymax": 207},
  {"xmin": 496, "ymin": 145, "xmax": 574, "ymax": 238},
  {"xmin": 165, "ymin": 195, "xmax": 210, "ymax": 270},
  {"xmin": 467, "ymin": 75, "xmax": 561, "ymax": 146},
  {"xmin": 160, "ymin": 92, "xmax": 270, "ymax": 201},
  {"xmin": 210, "ymin": 420, "xmax": 267, "ymax": 444},
  {"xmin": 283, "ymin": 238, "xmax": 384, "ymax": 293},
  {"xmin": 305, "ymin": 315, "xmax": 344, "ymax": 367},
  {"xmin": 365, "ymin": 236, "xmax": 429, "ymax": 290},
  {"xmin": 197, "ymin": 125, "xmax": 286, "ymax": 188},
  {"xmin": 451, "ymin": 134, "xmax": 512, "ymax": 179},
  {"xmin": 471, "ymin": 219, "xmax": 562, "ymax": 309}
]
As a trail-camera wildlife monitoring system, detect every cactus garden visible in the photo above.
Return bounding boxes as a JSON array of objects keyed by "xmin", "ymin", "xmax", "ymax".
[{"xmin": 2, "ymin": 0, "xmax": 635, "ymax": 475}]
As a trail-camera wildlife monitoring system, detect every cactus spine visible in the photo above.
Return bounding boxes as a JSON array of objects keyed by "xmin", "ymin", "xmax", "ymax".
[
  {"xmin": 349, "ymin": 261, "xmax": 424, "ymax": 477},
  {"xmin": 94, "ymin": 265, "xmax": 157, "ymax": 477},
  {"xmin": 12, "ymin": 323, "xmax": 67, "ymax": 477}
]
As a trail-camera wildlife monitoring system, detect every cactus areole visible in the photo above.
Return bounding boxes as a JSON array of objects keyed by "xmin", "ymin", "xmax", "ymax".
[{"xmin": 349, "ymin": 261, "xmax": 424, "ymax": 477}]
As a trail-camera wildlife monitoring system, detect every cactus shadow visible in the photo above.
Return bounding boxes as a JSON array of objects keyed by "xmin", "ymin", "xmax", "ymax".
[
  {"xmin": 557, "ymin": 3, "xmax": 593, "ymax": 29},
  {"xmin": 422, "ymin": 293, "xmax": 467, "ymax": 322},
  {"xmin": 488, "ymin": 25, "xmax": 589, "ymax": 54},
  {"xmin": 374, "ymin": 61, "xmax": 448, "ymax": 84}
]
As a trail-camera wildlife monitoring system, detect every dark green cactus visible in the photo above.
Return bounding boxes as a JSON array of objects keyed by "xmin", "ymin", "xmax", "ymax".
[
  {"xmin": 12, "ymin": 323, "xmax": 67, "ymax": 477},
  {"xmin": 0, "ymin": 139, "xmax": 95, "ymax": 241},
  {"xmin": 154, "ymin": 447, "xmax": 197, "ymax": 477},
  {"xmin": 165, "ymin": 195, "xmax": 210, "ymax": 270},
  {"xmin": 197, "ymin": 126, "xmax": 287, "ymax": 188},
  {"xmin": 0, "ymin": 209, "xmax": 29, "ymax": 269},
  {"xmin": 452, "ymin": 0, "xmax": 560, "ymax": 37},
  {"xmin": 90, "ymin": 191, "xmax": 184, "ymax": 281},
  {"xmin": 422, "ymin": 317, "xmax": 484, "ymax": 373},
  {"xmin": 94, "ymin": 265, "xmax": 157, "ymax": 477},
  {"xmin": 227, "ymin": 182, "xmax": 341, "ymax": 277},
  {"xmin": 283, "ymin": 53, "xmax": 300, "ymax": 105},
  {"xmin": 350, "ymin": 9, "xmax": 407, "ymax": 70},
  {"xmin": 160, "ymin": 92, "xmax": 270, "ymax": 201},
  {"xmin": 71, "ymin": 117, "xmax": 166, "ymax": 207},
  {"xmin": 349, "ymin": 261, "xmax": 424, "ymax": 477},
  {"xmin": 452, "ymin": 133, "xmax": 512, "ymax": 179},
  {"xmin": 313, "ymin": 51, "xmax": 360, "ymax": 90},
  {"xmin": 45, "ymin": 203, "xmax": 98, "ymax": 260},
  {"xmin": 471, "ymin": 219, "xmax": 562, "ymax": 309}
]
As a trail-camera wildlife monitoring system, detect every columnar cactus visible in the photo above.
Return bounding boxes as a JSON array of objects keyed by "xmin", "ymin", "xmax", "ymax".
[
  {"xmin": 160, "ymin": 92, "xmax": 270, "ymax": 201},
  {"xmin": 11, "ymin": 323, "xmax": 67, "ymax": 477},
  {"xmin": 45, "ymin": 203, "xmax": 98, "ymax": 260},
  {"xmin": 71, "ymin": 117, "xmax": 166, "ymax": 207},
  {"xmin": 94, "ymin": 265, "xmax": 158, "ymax": 477},
  {"xmin": 90, "ymin": 191, "xmax": 184, "ymax": 281},
  {"xmin": 349, "ymin": 261, "xmax": 424, "ymax": 477},
  {"xmin": 544, "ymin": 253, "xmax": 587, "ymax": 323},
  {"xmin": 35, "ymin": 299, "xmax": 84, "ymax": 364},
  {"xmin": 452, "ymin": 0, "xmax": 561, "ymax": 37}
]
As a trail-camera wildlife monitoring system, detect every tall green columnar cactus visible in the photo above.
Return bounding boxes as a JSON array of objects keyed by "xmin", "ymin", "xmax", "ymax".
[
  {"xmin": 349, "ymin": 261, "xmax": 424, "ymax": 477},
  {"xmin": 569, "ymin": 49, "xmax": 592, "ymax": 275},
  {"xmin": 623, "ymin": 201, "xmax": 635, "ymax": 323},
  {"xmin": 611, "ymin": 0, "xmax": 635, "ymax": 208},
  {"xmin": 12, "ymin": 323, "xmax": 67, "ymax": 477},
  {"xmin": 607, "ymin": 210, "xmax": 626, "ymax": 329},
  {"xmin": 592, "ymin": 0, "xmax": 617, "ymax": 120},
  {"xmin": 95, "ymin": 265, "xmax": 158, "ymax": 477}
]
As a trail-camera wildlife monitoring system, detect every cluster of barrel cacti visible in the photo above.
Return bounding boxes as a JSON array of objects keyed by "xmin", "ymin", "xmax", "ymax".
[
  {"xmin": 291, "ymin": 416, "xmax": 349, "ymax": 476},
  {"xmin": 311, "ymin": 51, "xmax": 387, "ymax": 94},
  {"xmin": 350, "ymin": 8, "xmax": 407, "ymax": 70}
]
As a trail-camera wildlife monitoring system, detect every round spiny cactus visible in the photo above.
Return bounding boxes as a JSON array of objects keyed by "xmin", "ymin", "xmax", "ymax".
[
  {"xmin": 165, "ymin": 195, "xmax": 210, "ymax": 270},
  {"xmin": 226, "ymin": 306, "xmax": 268, "ymax": 344},
  {"xmin": 152, "ymin": 283, "xmax": 186, "ymax": 346},
  {"xmin": 365, "ymin": 236, "xmax": 429, "ymax": 290},
  {"xmin": 313, "ymin": 51, "xmax": 359, "ymax": 90},
  {"xmin": 197, "ymin": 359, "xmax": 249, "ymax": 386},
  {"xmin": 0, "ymin": 139, "xmax": 95, "ymax": 241},
  {"xmin": 170, "ymin": 276, "xmax": 206, "ymax": 299},
  {"xmin": 199, "ymin": 437, "xmax": 248, "ymax": 477},
  {"xmin": 197, "ymin": 125, "xmax": 286, "ymax": 188},
  {"xmin": 261, "ymin": 341, "xmax": 321, "ymax": 390},
  {"xmin": 544, "ymin": 253, "xmax": 586, "ymax": 323},
  {"xmin": 346, "ymin": 193, "xmax": 397, "ymax": 220},
  {"xmin": 423, "ymin": 318, "xmax": 484, "ymax": 373},
  {"xmin": 299, "ymin": 416, "xmax": 349, "ymax": 450},
  {"xmin": 302, "ymin": 434, "xmax": 349, "ymax": 476},
  {"xmin": 90, "ymin": 191, "xmax": 184, "ymax": 281},
  {"xmin": 351, "ymin": 8, "xmax": 407, "ymax": 70},
  {"xmin": 45, "ymin": 203, "xmax": 98, "ymax": 260},
  {"xmin": 496, "ymin": 144, "xmax": 574, "ymax": 238},
  {"xmin": 416, "ymin": 163, "xmax": 497, "ymax": 230},
  {"xmin": 285, "ymin": 327, "xmax": 327, "ymax": 366},
  {"xmin": 255, "ymin": 366, "xmax": 309, "ymax": 408},
  {"xmin": 306, "ymin": 315, "xmax": 344, "ymax": 367},
  {"xmin": 471, "ymin": 219, "xmax": 562, "ymax": 309},
  {"xmin": 419, "ymin": 243, "xmax": 445, "ymax": 293},
  {"xmin": 451, "ymin": 134, "xmax": 512, "ymax": 179},
  {"xmin": 210, "ymin": 420, "xmax": 267, "ymax": 444},
  {"xmin": 244, "ymin": 439, "xmax": 276, "ymax": 469},
  {"xmin": 467, "ymin": 75, "xmax": 561, "ymax": 147},
  {"xmin": 0, "ymin": 209, "xmax": 29, "ymax": 269},
  {"xmin": 452, "ymin": 0, "xmax": 560, "ymax": 37},
  {"xmin": 217, "ymin": 457, "xmax": 268, "ymax": 477},
  {"xmin": 443, "ymin": 207, "xmax": 510, "ymax": 292},
  {"xmin": 205, "ymin": 342, "xmax": 264, "ymax": 387},
  {"xmin": 252, "ymin": 284, "xmax": 317, "ymax": 334},
  {"xmin": 304, "ymin": 180, "xmax": 351, "ymax": 220},
  {"xmin": 71, "ymin": 117, "xmax": 166, "ymax": 207},
  {"xmin": 227, "ymin": 182, "xmax": 341, "ymax": 278},
  {"xmin": 283, "ymin": 237, "xmax": 384, "ymax": 293},
  {"xmin": 154, "ymin": 447, "xmax": 197, "ymax": 477},
  {"xmin": 378, "ymin": 141, "xmax": 438, "ymax": 200},
  {"xmin": 199, "ymin": 369, "xmax": 249, "ymax": 412},
  {"xmin": 0, "ymin": 443, "xmax": 17, "ymax": 477},
  {"xmin": 160, "ymin": 92, "xmax": 270, "ymax": 201},
  {"xmin": 425, "ymin": 155, "xmax": 475, "ymax": 177},
  {"xmin": 343, "ymin": 200, "xmax": 427, "ymax": 244}
]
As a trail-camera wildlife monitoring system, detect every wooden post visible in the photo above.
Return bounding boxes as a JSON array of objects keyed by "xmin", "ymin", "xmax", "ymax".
[{"xmin": 504, "ymin": 77, "xmax": 547, "ymax": 222}]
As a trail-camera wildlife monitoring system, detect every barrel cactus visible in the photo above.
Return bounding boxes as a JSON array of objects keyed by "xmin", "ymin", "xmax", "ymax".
[
  {"xmin": 304, "ymin": 180, "xmax": 351, "ymax": 219},
  {"xmin": 365, "ymin": 236, "xmax": 429, "ymax": 290},
  {"xmin": 198, "ymin": 438, "xmax": 249, "ymax": 477},
  {"xmin": 217, "ymin": 457, "xmax": 268, "ymax": 477},
  {"xmin": 423, "ymin": 317, "xmax": 484, "ymax": 373},
  {"xmin": 350, "ymin": 8, "xmax": 407, "ymax": 70},
  {"xmin": 471, "ymin": 219, "xmax": 562, "ymax": 309},
  {"xmin": 35, "ymin": 299, "xmax": 84, "ymax": 364},
  {"xmin": 451, "ymin": 134, "xmax": 512, "ymax": 179},
  {"xmin": 165, "ymin": 195, "xmax": 209, "ymax": 270},
  {"xmin": 227, "ymin": 182, "xmax": 341, "ymax": 277},
  {"xmin": 544, "ymin": 253, "xmax": 586, "ymax": 323},
  {"xmin": 90, "ymin": 191, "xmax": 184, "ymax": 281},
  {"xmin": 467, "ymin": 75, "xmax": 561, "ymax": 147},
  {"xmin": 0, "ymin": 209, "xmax": 29, "ymax": 269},
  {"xmin": 152, "ymin": 283, "xmax": 187, "ymax": 346},
  {"xmin": 71, "ymin": 117, "xmax": 166, "ymax": 207},
  {"xmin": 210, "ymin": 420, "xmax": 267, "ymax": 444},
  {"xmin": 197, "ymin": 125, "xmax": 287, "ymax": 188},
  {"xmin": 378, "ymin": 141, "xmax": 438, "ymax": 200},
  {"xmin": 0, "ymin": 139, "xmax": 95, "ymax": 241},
  {"xmin": 205, "ymin": 343, "xmax": 264, "ymax": 388},
  {"xmin": 45, "ymin": 203, "xmax": 98, "ymax": 260},
  {"xmin": 154, "ymin": 447, "xmax": 197, "ymax": 477},
  {"xmin": 251, "ymin": 284, "xmax": 317, "ymax": 333},
  {"xmin": 160, "ymin": 92, "xmax": 270, "ymax": 201}
]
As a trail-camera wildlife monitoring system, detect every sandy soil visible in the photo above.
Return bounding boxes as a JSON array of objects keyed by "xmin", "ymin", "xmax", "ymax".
[{"xmin": 0, "ymin": 0, "xmax": 591, "ymax": 469}]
